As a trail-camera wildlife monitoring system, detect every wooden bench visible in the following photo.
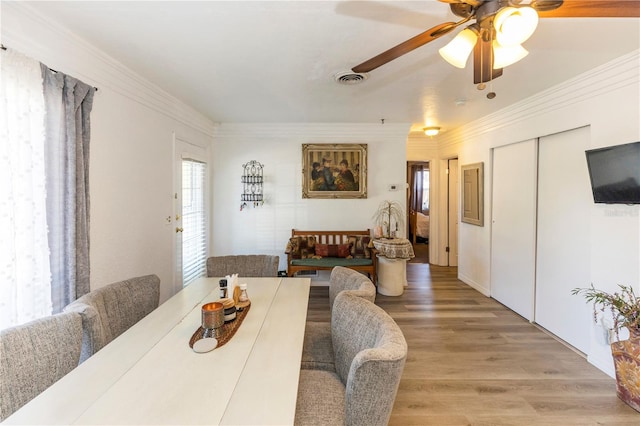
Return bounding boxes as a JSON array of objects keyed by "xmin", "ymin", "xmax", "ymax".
[{"xmin": 286, "ymin": 229, "xmax": 377, "ymax": 284}]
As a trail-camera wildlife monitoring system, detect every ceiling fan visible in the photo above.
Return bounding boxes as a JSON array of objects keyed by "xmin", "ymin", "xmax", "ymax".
[{"xmin": 351, "ymin": 0, "xmax": 640, "ymax": 89}]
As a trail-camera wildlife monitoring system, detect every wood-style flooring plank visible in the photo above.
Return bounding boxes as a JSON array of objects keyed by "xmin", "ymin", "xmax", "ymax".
[{"xmin": 306, "ymin": 264, "xmax": 639, "ymax": 424}]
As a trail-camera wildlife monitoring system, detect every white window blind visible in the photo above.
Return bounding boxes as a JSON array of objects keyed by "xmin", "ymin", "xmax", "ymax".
[{"xmin": 182, "ymin": 159, "xmax": 207, "ymax": 286}]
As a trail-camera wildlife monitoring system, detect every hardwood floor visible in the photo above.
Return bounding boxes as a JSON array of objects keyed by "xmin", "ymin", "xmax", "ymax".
[
  {"xmin": 306, "ymin": 264, "xmax": 639, "ymax": 425},
  {"xmin": 408, "ymin": 242, "xmax": 429, "ymax": 264}
]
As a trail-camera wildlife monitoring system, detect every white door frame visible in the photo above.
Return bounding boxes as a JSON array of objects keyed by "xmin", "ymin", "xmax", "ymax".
[
  {"xmin": 448, "ymin": 158, "xmax": 459, "ymax": 266},
  {"xmin": 173, "ymin": 133, "xmax": 210, "ymax": 293}
]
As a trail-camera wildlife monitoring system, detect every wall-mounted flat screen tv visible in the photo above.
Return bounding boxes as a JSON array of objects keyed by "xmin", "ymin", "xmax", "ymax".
[{"xmin": 585, "ymin": 141, "xmax": 640, "ymax": 204}]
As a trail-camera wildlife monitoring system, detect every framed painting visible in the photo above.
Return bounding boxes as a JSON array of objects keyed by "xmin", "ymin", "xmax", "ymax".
[
  {"xmin": 461, "ymin": 162, "xmax": 484, "ymax": 226},
  {"xmin": 302, "ymin": 143, "xmax": 367, "ymax": 199}
]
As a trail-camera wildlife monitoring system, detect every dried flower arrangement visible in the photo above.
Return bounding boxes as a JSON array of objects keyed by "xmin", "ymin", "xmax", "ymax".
[
  {"xmin": 572, "ymin": 284, "xmax": 640, "ymax": 340},
  {"xmin": 371, "ymin": 200, "xmax": 404, "ymax": 238}
]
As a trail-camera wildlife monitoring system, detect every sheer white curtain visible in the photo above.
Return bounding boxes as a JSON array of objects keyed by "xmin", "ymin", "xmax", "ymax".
[{"xmin": 0, "ymin": 49, "xmax": 52, "ymax": 329}]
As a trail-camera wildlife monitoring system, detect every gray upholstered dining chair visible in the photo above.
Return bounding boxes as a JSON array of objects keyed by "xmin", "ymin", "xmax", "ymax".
[
  {"xmin": 328, "ymin": 265, "xmax": 376, "ymax": 311},
  {"xmin": 0, "ymin": 312, "xmax": 83, "ymax": 420},
  {"xmin": 63, "ymin": 274, "xmax": 160, "ymax": 363},
  {"xmin": 301, "ymin": 266, "xmax": 376, "ymax": 371},
  {"xmin": 294, "ymin": 292, "xmax": 407, "ymax": 426},
  {"xmin": 206, "ymin": 255, "xmax": 279, "ymax": 277}
]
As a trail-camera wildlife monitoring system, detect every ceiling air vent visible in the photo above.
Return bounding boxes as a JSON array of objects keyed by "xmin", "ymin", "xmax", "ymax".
[{"xmin": 334, "ymin": 71, "xmax": 368, "ymax": 85}]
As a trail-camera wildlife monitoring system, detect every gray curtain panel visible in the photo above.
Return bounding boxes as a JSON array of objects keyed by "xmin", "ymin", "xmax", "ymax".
[
  {"xmin": 410, "ymin": 164, "xmax": 423, "ymax": 213},
  {"xmin": 41, "ymin": 65, "xmax": 95, "ymax": 313}
]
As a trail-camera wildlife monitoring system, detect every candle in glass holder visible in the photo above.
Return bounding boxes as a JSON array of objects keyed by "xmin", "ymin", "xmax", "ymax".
[{"xmin": 201, "ymin": 302, "xmax": 224, "ymax": 331}]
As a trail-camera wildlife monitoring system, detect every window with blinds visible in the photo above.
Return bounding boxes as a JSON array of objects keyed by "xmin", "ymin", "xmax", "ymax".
[
  {"xmin": 422, "ymin": 169, "xmax": 430, "ymax": 211},
  {"xmin": 182, "ymin": 159, "xmax": 207, "ymax": 286}
]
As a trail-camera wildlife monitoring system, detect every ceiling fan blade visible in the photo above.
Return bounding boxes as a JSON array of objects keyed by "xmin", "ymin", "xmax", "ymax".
[
  {"xmin": 352, "ymin": 21, "xmax": 458, "ymax": 73},
  {"xmin": 473, "ymin": 33, "xmax": 502, "ymax": 84},
  {"xmin": 536, "ymin": 0, "xmax": 640, "ymax": 18}
]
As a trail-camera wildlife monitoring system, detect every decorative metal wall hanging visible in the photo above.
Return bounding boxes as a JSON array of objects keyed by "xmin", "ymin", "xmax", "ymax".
[{"xmin": 240, "ymin": 160, "xmax": 264, "ymax": 211}]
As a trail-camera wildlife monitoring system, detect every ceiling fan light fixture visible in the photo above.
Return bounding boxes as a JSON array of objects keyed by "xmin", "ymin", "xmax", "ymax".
[
  {"xmin": 438, "ymin": 27, "xmax": 478, "ymax": 69},
  {"xmin": 492, "ymin": 41, "xmax": 529, "ymax": 69},
  {"xmin": 494, "ymin": 6, "xmax": 539, "ymax": 47},
  {"xmin": 423, "ymin": 126, "xmax": 440, "ymax": 137}
]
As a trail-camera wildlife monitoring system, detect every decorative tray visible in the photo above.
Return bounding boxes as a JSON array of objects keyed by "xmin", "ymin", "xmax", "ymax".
[{"xmin": 189, "ymin": 302, "xmax": 251, "ymax": 350}]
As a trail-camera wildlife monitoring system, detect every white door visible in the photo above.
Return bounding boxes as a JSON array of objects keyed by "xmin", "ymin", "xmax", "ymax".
[
  {"xmin": 174, "ymin": 136, "xmax": 209, "ymax": 290},
  {"xmin": 491, "ymin": 140, "xmax": 537, "ymax": 320},
  {"xmin": 448, "ymin": 159, "xmax": 458, "ymax": 266},
  {"xmin": 535, "ymin": 127, "xmax": 591, "ymax": 353}
]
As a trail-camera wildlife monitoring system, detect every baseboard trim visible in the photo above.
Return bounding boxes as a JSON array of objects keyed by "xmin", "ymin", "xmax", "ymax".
[{"xmin": 458, "ymin": 272, "xmax": 490, "ymax": 296}]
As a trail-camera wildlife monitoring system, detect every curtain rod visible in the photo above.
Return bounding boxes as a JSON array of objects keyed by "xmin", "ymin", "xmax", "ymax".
[{"xmin": 1, "ymin": 44, "xmax": 98, "ymax": 92}]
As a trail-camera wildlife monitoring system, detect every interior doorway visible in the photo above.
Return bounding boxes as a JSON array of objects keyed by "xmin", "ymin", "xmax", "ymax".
[
  {"xmin": 407, "ymin": 161, "xmax": 430, "ymax": 264},
  {"xmin": 448, "ymin": 158, "xmax": 459, "ymax": 267}
]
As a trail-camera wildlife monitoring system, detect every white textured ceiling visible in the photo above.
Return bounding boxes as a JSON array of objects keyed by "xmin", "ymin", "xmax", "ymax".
[{"xmin": 21, "ymin": 1, "xmax": 640, "ymax": 135}]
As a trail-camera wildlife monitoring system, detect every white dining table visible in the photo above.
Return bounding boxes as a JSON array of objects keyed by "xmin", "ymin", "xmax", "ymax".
[{"xmin": 3, "ymin": 276, "xmax": 311, "ymax": 425}]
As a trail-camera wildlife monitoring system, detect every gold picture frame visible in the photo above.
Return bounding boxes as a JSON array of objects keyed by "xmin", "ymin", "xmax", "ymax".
[
  {"xmin": 461, "ymin": 162, "xmax": 484, "ymax": 226},
  {"xmin": 302, "ymin": 143, "xmax": 367, "ymax": 199}
]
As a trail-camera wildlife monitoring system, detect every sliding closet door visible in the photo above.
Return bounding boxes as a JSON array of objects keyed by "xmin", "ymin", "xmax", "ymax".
[
  {"xmin": 535, "ymin": 127, "xmax": 591, "ymax": 353},
  {"xmin": 490, "ymin": 140, "xmax": 537, "ymax": 320}
]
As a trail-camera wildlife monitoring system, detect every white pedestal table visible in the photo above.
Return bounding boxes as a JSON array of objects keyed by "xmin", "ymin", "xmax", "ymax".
[{"xmin": 373, "ymin": 238, "xmax": 414, "ymax": 296}]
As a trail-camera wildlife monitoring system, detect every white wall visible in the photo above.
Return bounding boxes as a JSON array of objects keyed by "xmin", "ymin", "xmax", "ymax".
[
  {"xmin": 211, "ymin": 123, "xmax": 410, "ymax": 275},
  {"xmin": 2, "ymin": 3, "xmax": 216, "ymax": 303},
  {"xmin": 426, "ymin": 50, "xmax": 640, "ymax": 376}
]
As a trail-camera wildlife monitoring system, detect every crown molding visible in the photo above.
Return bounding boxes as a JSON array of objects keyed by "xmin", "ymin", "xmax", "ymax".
[
  {"xmin": 212, "ymin": 122, "xmax": 412, "ymax": 140},
  {"xmin": 2, "ymin": 2, "xmax": 217, "ymax": 137},
  {"xmin": 438, "ymin": 49, "xmax": 640, "ymax": 147}
]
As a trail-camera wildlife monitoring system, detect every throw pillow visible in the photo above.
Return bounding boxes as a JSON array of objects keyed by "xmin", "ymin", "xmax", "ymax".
[
  {"xmin": 315, "ymin": 243, "xmax": 352, "ymax": 258},
  {"xmin": 300, "ymin": 236, "xmax": 316, "ymax": 259},
  {"xmin": 347, "ymin": 235, "xmax": 371, "ymax": 259},
  {"xmin": 285, "ymin": 237, "xmax": 301, "ymax": 258},
  {"xmin": 285, "ymin": 236, "xmax": 316, "ymax": 259},
  {"xmin": 337, "ymin": 243, "xmax": 352, "ymax": 258}
]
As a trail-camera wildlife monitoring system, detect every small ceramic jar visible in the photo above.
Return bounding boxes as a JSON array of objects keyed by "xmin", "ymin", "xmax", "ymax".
[{"xmin": 220, "ymin": 298, "xmax": 236, "ymax": 323}]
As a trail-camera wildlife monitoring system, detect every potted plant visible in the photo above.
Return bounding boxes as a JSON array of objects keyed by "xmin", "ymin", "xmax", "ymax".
[
  {"xmin": 572, "ymin": 284, "xmax": 640, "ymax": 412},
  {"xmin": 371, "ymin": 200, "xmax": 404, "ymax": 238}
]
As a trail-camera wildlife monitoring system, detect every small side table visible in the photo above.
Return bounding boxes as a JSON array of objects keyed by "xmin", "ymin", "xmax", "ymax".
[{"xmin": 372, "ymin": 238, "xmax": 414, "ymax": 296}]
